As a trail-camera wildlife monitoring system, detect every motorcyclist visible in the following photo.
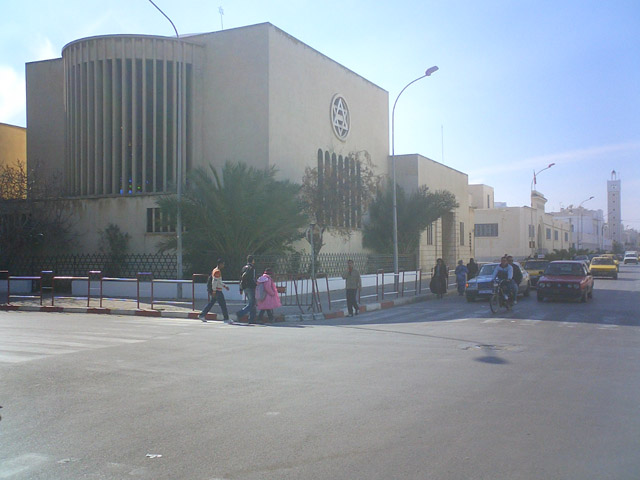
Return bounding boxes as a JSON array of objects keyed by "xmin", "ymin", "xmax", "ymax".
[{"xmin": 491, "ymin": 256, "xmax": 515, "ymax": 303}]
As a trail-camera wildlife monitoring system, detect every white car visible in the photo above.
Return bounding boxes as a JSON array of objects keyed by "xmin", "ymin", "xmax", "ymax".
[{"xmin": 623, "ymin": 253, "xmax": 638, "ymax": 265}]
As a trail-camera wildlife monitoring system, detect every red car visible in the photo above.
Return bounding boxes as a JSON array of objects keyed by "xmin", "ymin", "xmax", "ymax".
[{"xmin": 536, "ymin": 260, "xmax": 594, "ymax": 303}]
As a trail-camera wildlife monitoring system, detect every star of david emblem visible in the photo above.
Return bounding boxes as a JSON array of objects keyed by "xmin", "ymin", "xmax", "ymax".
[{"xmin": 331, "ymin": 95, "xmax": 350, "ymax": 140}]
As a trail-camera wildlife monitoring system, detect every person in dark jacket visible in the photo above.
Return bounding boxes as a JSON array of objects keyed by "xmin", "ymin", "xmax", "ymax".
[
  {"xmin": 466, "ymin": 258, "xmax": 479, "ymax": 280},
  {"xmin": 431, "ymin": 258, "xmax": 449, "ymax": 299},
  {"xmin": 236, "ymin": 255, "xmax": 257, "ymax": 323},
  {"xmin": 507, "ymin": 255, "xmax": 523, "ymax": 303}
]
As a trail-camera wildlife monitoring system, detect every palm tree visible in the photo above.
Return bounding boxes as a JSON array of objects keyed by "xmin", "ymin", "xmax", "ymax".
[
  {"xmin": 156, "ymin": 162, "xmax": 307, "ymax": 278},
  {"xmin": 363, "ymin": 183, "xmax": 458, "ymax": 254}
]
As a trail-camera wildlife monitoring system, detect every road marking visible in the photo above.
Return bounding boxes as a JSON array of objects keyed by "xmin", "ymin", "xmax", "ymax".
[{"xmin": 520, "ymin": 319, "xmax": 542, "ymax": 326}]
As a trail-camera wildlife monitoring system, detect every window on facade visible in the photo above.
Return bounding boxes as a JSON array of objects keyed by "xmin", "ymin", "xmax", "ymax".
[
  {"xmin": 146, "ymin": 207, "xmax": 176, "ymax": 233},
  {"xmin": 316, "ymin": 149, "xmax": 362, "ymax": 229},
  {"xmin": 460, "ymin": 222, "xmax": 464, "ymax": 245},
  {"xmin": 565, "ymin": 232, "xmax": 569, "ymax": 241},
  {"xmin": 487, "ymin": 195, "xmax": 490, "ymax": 208},
  {"xmin": 475, "ymin": 223, "xmax": 498, "ymax": 237},
  {"xmin": 528, "ymin": 225, "xmax": 535, "ymax": 237},
  {"xmin": 426, "ymin": 223, "xmax": 434, "ymax": 245},
  {"xmin": 554, "ymin": 230, "xmax": 559, "ymax": 241},
  {"xmin": 546, "ymin": 228, "xmax": 551, "ymax": 240}
]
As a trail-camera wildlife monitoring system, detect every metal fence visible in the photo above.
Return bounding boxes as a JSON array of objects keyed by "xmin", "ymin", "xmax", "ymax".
[
  {"xmin": 1, "ymin": 252, "xmax": 416, "ymax": 280},
  {"xmin": 0, "ymin": 253, "xmax": 177, "ymax": 279}
]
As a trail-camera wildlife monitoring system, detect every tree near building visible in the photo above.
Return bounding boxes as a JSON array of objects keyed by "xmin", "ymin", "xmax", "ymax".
[
  {"xmin": 300, "ymin": 150, "xmax": 381, "ymax": 251},
  {"xmin": 0, "ymin": 159, "xmax": 75, "ymax": 265},
  {"xmin": 362, "ymin": 183, "xmax": 458, "ymax": 255},
  {"xmin": 156, "ymin": 162, "xmax": 308, "ymax": 278}
]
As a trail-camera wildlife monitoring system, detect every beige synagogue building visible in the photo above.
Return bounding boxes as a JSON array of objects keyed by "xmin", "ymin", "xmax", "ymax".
[{"xmin": 26, "ymin": 22, "xmax": 476, "ymax": 272}]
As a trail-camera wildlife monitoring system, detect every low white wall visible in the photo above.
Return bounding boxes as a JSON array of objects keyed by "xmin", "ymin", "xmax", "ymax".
[
  {"xmin": 1, "ymin": 279, "xmax": 33, "ymax": 295},
  {"xmin": 66, "ymin": 271, "xmax": 423, "ymax": 300}
]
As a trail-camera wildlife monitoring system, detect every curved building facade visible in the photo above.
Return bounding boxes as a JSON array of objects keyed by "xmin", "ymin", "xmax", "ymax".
[{"xmin": 62, "ymin": 35, "xmax": 202, "ymax": 196}]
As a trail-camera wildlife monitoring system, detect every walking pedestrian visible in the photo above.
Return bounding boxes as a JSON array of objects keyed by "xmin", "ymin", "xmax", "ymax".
[
  {"xmin": 466, "ymin": 258, "xmax": 479, "ymax": 280},
  {"xmin": 199, "ymin": 258, "xmax": 230, "ymax": 322},
  {"xmin": 455, "ymin": 260, "xmax": 469, "ymax": 296},
  {"xmin": 256, "ymin": 268, "xmax": 281, "ymax": 323},
  {"xmin": 430, "ymin": 258, "xmax": 448, "ymax": 299},
  {"xmin": 341, "ymin": 259, "xmax": 362, "ymax": 317},
  {"xmin": 235, "ymin": 255, "xmax": 257, "ymax": 323}
]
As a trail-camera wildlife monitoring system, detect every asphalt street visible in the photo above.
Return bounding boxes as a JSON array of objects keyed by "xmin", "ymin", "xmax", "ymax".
[{"xmin": 1, "ymin": 265, "xmax": 639, "ymax": 479}]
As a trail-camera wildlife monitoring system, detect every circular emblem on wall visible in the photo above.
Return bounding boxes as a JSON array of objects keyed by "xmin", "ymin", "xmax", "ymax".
[{"xmin": 331, "ymin": 94, "xmax": 350, "ymax": 141}]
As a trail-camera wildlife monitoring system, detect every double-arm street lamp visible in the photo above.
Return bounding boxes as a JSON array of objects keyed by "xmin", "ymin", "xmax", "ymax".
[
  {"xmin": 529, "ymin": 163, "xmax": 555, "ymax": 256},
  {"xmin": 391, "ymin": 66, "xmax": 439, "ymax": 287}
]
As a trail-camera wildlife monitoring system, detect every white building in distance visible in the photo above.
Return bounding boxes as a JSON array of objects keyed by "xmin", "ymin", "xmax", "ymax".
[
  {"xmin": 471, "ymin": 187, "xmax": 573, "ymax": 261},
  {"xmin": 549, "ymin": 207, "xmax": 610, "ymax": 252}
]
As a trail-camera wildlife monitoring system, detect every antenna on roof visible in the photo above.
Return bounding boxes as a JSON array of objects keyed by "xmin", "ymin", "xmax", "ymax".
[{"xmin": 219, "ymin": 6, "xmax": 224, "ymax": 30}]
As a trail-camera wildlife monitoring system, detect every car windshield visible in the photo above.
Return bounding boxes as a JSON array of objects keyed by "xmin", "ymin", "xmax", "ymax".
[
  {"xmin": 478, "ymin": 264, "xmax": 497, "ymax": 276},
  {"xmin": 524, "ymin": 261, "xmax": 548, "ymax": 269},
  {"xmin": 591, "ymin": 257, "xmax": 614, "ymax": 265},
  {"xmin": 545, "ymin": 263, "xmax": 584, "ymax": 276}
]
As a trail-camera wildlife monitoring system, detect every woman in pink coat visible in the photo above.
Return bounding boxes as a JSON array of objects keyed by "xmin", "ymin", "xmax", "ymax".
[{"xmin": 256, "ymin": 268, "xmax": 281, "ymax": 322}]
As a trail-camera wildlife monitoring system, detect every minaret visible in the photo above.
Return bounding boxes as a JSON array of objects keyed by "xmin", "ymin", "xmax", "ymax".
[{"xmin": 607, "ymin": 170, "xmax": 622, "ymax": 245}]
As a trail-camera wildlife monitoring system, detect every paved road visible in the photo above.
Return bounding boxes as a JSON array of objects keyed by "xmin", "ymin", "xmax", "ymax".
[{"xmin": 1, "ymin": 266, "xmax": 639, "ymax": 479}]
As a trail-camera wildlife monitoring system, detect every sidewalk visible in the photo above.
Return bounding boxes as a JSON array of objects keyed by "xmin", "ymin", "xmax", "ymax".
[{"xmin": 0, "ymin": 282, "xmax": 447, "ymax": 323}]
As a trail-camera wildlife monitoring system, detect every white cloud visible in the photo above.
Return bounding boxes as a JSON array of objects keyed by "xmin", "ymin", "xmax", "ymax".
[
  {"xmin": 0, "ymin": 65, "xmax": 26, "ymax": 126},
  {"xmin": 30, "ymin": 36, "xmax": 59, "ymax": 61}
]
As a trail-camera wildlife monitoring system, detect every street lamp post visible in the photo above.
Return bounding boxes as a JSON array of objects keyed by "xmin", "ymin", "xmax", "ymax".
[
  {"xmin": 391, "ymin": 66, "xmax": 438, "ymax": 289},
  {"xmin": 529, "ymin": 163, "xmax": 555, "ymax": 256},
  {"xmin": 148, "ymin": 0, "xmax": 184, "ymax": 292}
]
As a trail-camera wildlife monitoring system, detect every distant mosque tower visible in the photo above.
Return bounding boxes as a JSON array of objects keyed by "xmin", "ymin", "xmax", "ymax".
[{"xmin": 607, "ymin": 170, "xmax": 622, "ymax": 245}]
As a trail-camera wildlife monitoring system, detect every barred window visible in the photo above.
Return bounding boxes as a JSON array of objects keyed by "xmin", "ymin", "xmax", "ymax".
[
  {"xmin": 316, "ymin": 149, "xmax": 362, "ymax": 229},
  {"xmin": 475, "ymin": 223, "xmax": 498, "ymax": 237},
  {"xmin": 146, "ymin": 208, "xmax": 175, "ymax": 233},
  {"xmin": 460, "ymin": 222, "xmax": 464, "ymax": 245},
  {"xmin": 426, "ymin": 223, "xmax": 434, "ymax": 245},
  {"xmin": 554, "ymin": 230, "xmax": 559, "ymax": 241}
]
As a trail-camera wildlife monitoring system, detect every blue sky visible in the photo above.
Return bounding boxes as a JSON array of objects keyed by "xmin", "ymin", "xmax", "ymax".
[{"xmin": 2, "ymin": 0, "xmax": 639, "ymax": 228}]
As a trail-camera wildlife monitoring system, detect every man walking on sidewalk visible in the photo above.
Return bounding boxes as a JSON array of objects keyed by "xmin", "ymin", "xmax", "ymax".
[
  {"xmin": 236, "ymin": 255, "xmax": 257, "ymax": 323},
  {"xmin": 199, "ymin": 258, "xmax": 230, "ymax": 322},
  {"xmin": 342, "ymin": 259, "xmax": 361, "ymax": 317}
]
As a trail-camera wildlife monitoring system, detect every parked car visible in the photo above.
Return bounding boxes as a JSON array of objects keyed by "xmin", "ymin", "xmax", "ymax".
[
  {"xmin": 537, "ymin": 261, "xmax": 594, "ymax": 302},
  {"xmin": 465, "ymin": 262, "xmax": 530, "ymax": 302},
  {"xmin": 623, "ymin": 252, "xmax": 638, "ymax": 264},
  {"xmin": 523, "ymin": 259, "xmax": 549, "ymax": 287},
  {"xmin": 590, "ymin": 256, "xmax": 618, "ymax": 279}
]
